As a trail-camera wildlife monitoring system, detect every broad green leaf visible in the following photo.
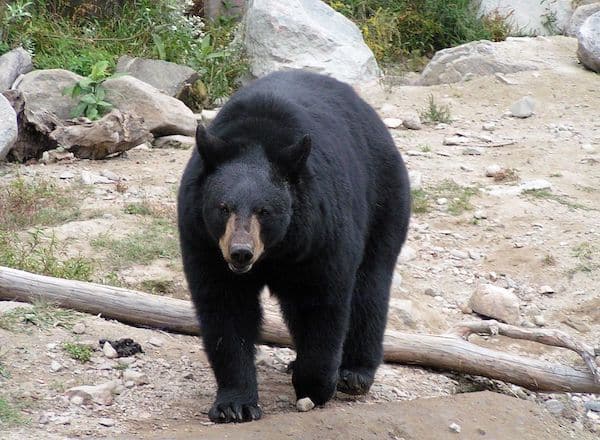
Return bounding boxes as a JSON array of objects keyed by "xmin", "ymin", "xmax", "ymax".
[
  {"xmin": 70, "ymin": 102, "xmax": 88, "ymax": 118},
  {"xmin": 86, "ymin": 106, "xmax": 99, "ymax": 120},
  {"xmin": 80, "ymin": 94, "xmax": 97, "ymax": 105}
]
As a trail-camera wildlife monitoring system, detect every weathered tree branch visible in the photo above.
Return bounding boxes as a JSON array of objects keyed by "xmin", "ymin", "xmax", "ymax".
[{"xmin": 1, "ymin": 266, "xmax": 599, "ymax": 394}]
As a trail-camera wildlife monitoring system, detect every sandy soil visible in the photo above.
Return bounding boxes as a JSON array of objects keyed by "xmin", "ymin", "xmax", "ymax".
[{"xmin": 0, "ymin": 36, "xmax": 599, "ymax": 439}]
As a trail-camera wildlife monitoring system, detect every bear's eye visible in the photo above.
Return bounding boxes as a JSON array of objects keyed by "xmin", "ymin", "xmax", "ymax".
[
  {"xmin": 257, "ymin": 207, "xmax": 269, "ymax": 217},
  {"xmin": 219, "ymin": 203, "xmax": 230, "ymax": 215}
]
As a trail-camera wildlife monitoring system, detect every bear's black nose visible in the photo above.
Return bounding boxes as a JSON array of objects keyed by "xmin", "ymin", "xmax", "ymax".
[{"xmin": 230, "ymin": 245, "xmax": 253, "ymax": 266}]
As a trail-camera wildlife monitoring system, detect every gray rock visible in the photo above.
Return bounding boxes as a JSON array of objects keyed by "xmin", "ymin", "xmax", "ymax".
[
  {"xmin": 568, "ymin": 4, "xmax": 600, "ymax": 37},
  {"xmin": 242, "ymin": 0, "xmax": 380, "ymax": 85},
  {"xmin": 449, "ymin": 422, "xmax": 461, "ymax": 433},
  {"xmin": 533, "ymin": 315, "xmax": 546, "ymax": 327},
  {"xmin": 152, "ymin": 135, "xmax": 195, "ymax": 150},
  {"xmin": 408, "ymin": 170, "xmax": 422, "ymax": 191},
  {"xmin": 65, "ymin": 380, "xmax": 120, "ymax": 406},
  {"xmin": 16, "ymin": 69, "xmax": 82, "ymax": 120},
  {"xmin": 419, "ymin": 40, "xmax": 539, "ymax": 86},
  {"xmin": 103, "ymin": 75, "xmax": 197, "ymax": 136},
  {"xmin": 98, "ymin": 417, "xmax": 115, "ymax": 427},
  {"xmin": 72, "ymin": 323, "xmax": 86, "ymax": 334},
  {"xmin": 585, "ymin": 400, "xmax": 600, "ymax": 412},
  {"xmin": 485, "ymin": 164, "xmax": 503, "ymax": 177},
  {"xmin": 388, "ymin": 299, "xmax": 419, "ymax": 328},
  {"xmin": 0, "ymin": 93, "xmax": 18, "ymax": 160},
  {"xmin": 545, "ymin": 399, "xmax": 565, "ymax": 416},
  {"xmin": 482, "ymin": 122, "xmax": 497, "ymax": 131},
  {"xmin": 577, "ymin": 12, "xmax": 600, "ymax": 73},
  {"xmin": 102, "ymin": 341, "xmax": 118, "ymax": 359},
  {"xmin": 296, "ymin": 397, "xmax": 315, "ymax": 412},
  {"xmin": 0, "ymin": 48, "xmax": 33, "ymax": 91},
  {"xmin": 539, "ymin": 285, "xmax": 555, "ymax": 294},
  {"xmin": 510, "ymin": 96, "xmax": 536, "ymax": 118},
  {"xmin": 402, "ymin": 117, "xmax": 422, "ymax": 130},
  {"xmin": 122, "ymin": 369, "xmax": 148, "ymax": 385},
  {"xmin": 469, "ymin": 284, "xmax": 520, "ymax": 324},
  {"xmin": 50, "ymin": 360, "xmax": 63, "ymax": 372},
  {"xmin": 116, "ymin": 56, "xmax": 199, "ymax": 98},
  {"xmin": 383, "ymin": 118, "xmax": 402, "ymax": 129}
]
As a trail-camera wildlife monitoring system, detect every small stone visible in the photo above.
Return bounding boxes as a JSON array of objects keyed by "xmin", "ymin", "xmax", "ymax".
[
  {"xmin": 408, "ymin": 170, "xmax": 422, "ymax": 191},
  {"xmin": 424, "ymin": 288, "xmax": 436, "ymax": 297},
  {"xmin": 468, "ymin": 250, "xmax": 481, "ymax": 260},
  {"xmin": 459, "ymin": 303, "xmax": 473, "ymax": 314},
  {"xmin": 533, "ymin": 315, "xmax": 546, "ymax": 327},
  {"xmin": 581, "ymin": 143, "xmax": 596, "ymax": 153},
  {"xmin": 399, "ymin": 245, "xmax": 417, "ymax": 263},
  {"xmin": 98, "ymin": 418, "xmax": 115, "ymax": 427},
  {"xmin": 539, "ymin": 285, "xmax": 554, "ymax": 295},
  {"xmin": 296, "ymin": 397, "xmax": 315, "ymax": 412},
  {"xmin": 102, "ymin": 341, "xmax": 118, "ymax": 359},
  {"xmin": 148, "ymin": 337, "xmax": 163, "ymax": 347},
  {"xmin": 473, "ymin": 210, "xmax": 487, "ymax": 220},
  {"xmin": 585, "ymin": 400, "xmax": 600, "ymax": 412},
  {"xmin": 66, "ymin": 380, "xmax": 120, "ymax": 406},
  {"xmin": 402, "ymin": 117, "xmax": 422, "ymax": 130},
  {"xmin": 449, "ymin": 422, "xmax": 461, "ymax": 433},
  {"xmin": 183, "ymin": 372, "xmax": 194, "ymax": 380},
  {"xmin": 38, "ymin": 412, "xmax": 52, "ymax": 425},
  {"xmin": 450, "ymin": 250, "xmax": 468, "ymax": 259},
  {"xmin": 122, "ymin": 369, "xmax": 149, "ymax": 385},
  {"xmin": 469, "ymin": 284, "xmax": 520, "ymax": 324},
  {"xmin": 482, "ymin": 122, "xmax": 496, "ymax": 131},
  {"xmin": 101, "ymin": 170, "xmax": 119, "ymax": 181},
  {"xmin": 485, "ymin": 164, "xmax": 503, "ymax": 177},
  {"xmin": 383, "ymin": 118, "xmax": 402, "ymax": 129},
  {"xmin": 462, "ymin": 147, "xmax": 483, "ymax": 155},
  {"xmin": 53, "ymin": 416, "xmax": 71, "ymax": 425},
  {"xmin": 436, "ymin": 197, "xmax": 448, "ymax": 205},
  {"xmin": 50, "ymin": 361, "xmax": 63, "ymax": 372},
  {"xmin": 72, "ymin": 323, "xmax": 86, "ymax": 334},
  {"xmin": 201, "ymin": 109, "xmax": 218, "ymax": 124},
  {"xmin": 544, "ymin": 399, "xmax": 565, "ymax": 416},
  {"xmin": 165, "ymin": 177, "xmax": 177, "ymax": 184},
  {"xmin": 510, "ymin": 96, "xmax": 535, "ymax": 118},
  {"xmin": 59, "ymin": 171, "xmax": 75, "ymax": 179}
]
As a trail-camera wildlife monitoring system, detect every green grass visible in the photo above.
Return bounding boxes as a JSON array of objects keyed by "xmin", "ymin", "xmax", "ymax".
[
  {"xmin": 0, "ymin": 301, "xmax": 80, "ymax": 332},
  {"xmin": 570, "ymin": 242, "xmax": 598, "ymax": 275},
  {"xmin": 140, "ymin": 278, "xmax": 175, "ymax": 296},
  {"xmin": 62, "ymin": 342, "xmax": 93, "ymax": 363},
  {"xmin": 412, "ymin": 180, "xmax": 478, "ymax": 215},
  {"xmin": 0, "ymin": 0, "xmax": 247, "ymax": 105},
  {"xmin": 523, "ymin": 189, "xmax": 594, "ymax": 211},
  {"xmin": 325, "ymin": 0, "xmax": 507, "ymax": 63},
  {"xmin": 0, "ymin": 397, "xmax": 25, "ymax": 428},
  {"xmin": 91, "ymin": 219, "xmax": 180, "ymax": 268},
  {"xmin": 420, "ymin": 94, "xmax": 452, "ymax": 124},
  {"xmin": 0, "ymin": 230, "xmax": 94, "ymax": 281},
  {"xmin": 0, "ymin": 177, "xmax": 81, "ymax": 231}
]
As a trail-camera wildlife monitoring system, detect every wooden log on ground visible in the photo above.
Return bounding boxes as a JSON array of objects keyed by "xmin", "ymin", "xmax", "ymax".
[{"xmin": 1, "ymin": 265, "xmax": 599, "ymax": 394}]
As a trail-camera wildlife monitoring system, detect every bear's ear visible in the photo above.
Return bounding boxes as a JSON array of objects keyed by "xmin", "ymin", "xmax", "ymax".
[
  {"xmin": 196, "ymin": 123, "xmax": 232, "ymax": 169},
  {"xmin": 277, "ymin": 134, "xmax": 311, "ymax": 175}
]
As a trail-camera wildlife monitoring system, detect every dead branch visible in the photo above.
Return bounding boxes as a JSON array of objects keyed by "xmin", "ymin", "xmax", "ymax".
[{"xmin": 1, "ymin": 266, "xmax": 599, "ymax": 394}]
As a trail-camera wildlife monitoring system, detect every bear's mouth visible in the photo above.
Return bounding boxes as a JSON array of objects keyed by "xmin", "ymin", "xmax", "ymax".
[{"xmin": 228, "ymin": 262, "xmax": 253, "ymax": 274}]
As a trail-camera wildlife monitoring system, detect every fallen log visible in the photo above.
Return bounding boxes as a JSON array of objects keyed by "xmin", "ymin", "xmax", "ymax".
[{"xmin": 1, "ymin": 265, "xmax": 599, "ymax": 394}]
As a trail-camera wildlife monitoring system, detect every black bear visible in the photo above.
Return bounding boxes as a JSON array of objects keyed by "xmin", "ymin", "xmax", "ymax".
[{"xmin": 178, "ymin": 70, "xmax": 410, "ymax": 423}]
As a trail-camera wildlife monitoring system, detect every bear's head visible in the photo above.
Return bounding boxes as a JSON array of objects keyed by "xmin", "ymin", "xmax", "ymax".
[{"xmin": 196, "ymin": 124, "xmax": 311, "ymax": 274}]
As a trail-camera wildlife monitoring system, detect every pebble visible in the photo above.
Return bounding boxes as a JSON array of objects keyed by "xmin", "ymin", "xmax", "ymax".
[
  {"xmin": 59, "ymin": 171, "xmax": 75, "ymax": 179},
  {"xmin": 473, "ymin": 210, "xmax": 487, "ymax": 219},
  {"xmin": 485, "ymin": 164, "xmax": 503, "ymax": 177},
  {"xmin": 585, "ymin": 401, "xmax": 600, "ymax": 412},
  {"xmin": 533, "ymin": 315, "xmax": 546, "ymax": 327},
  {"xmin": 449, "ymin": 422, "xmax": 461, "ymax": 433},
  {"xmin": 100, "ymin": 170, "xmax": 119, "ymax": 181},
  {"xmin": 399, "ymin": 245, "xmax": 417, "ymax": 263},
  {"xmin": 98, "ymin": 417, "xmax": 115, "ymax": 427},
  {"xmin": 468, "ymin": 250, "xmax": 481, "ymax": 260},
  {"xmin": 482, "ymin": 122, "xmax": 496, "ymax": 131},
  {"xmin": 81, "ymin": 171, "xmax": 112, "ymax": 185},
  {"xmin": 53, "ymin": 416, "xmax": 71, "ymax": 425},
  {"xmin": 102, "ymin": 342, "xmax": 118, "ymax": 359},
  {"xmin": 462, "ymin": 147, "xmax": 483, "ymax": 155},
  {"xmin": 50, "ymin": 361, "xmax": 63, "ymax": 372},
  {"xmin": 66, "ymin": 380, "xmax": 120, "ymax": 406},
  {"xmin": 122, "ymin": 369, "xmax": 149, "ymax": 385},
  {"xmin": 539, "ymin": 285, "xmax": 554, "ymax": 294},
  {"xmin": 581, "ymin": 143, "xmax": 596, "ymax": 153},
  {"xmin": 408, "ymin": 170, "xmax": 423, "ymax": 191},
  {"xmin": 544, "ymin": 399, "xmax": 565, "ymax": 416},
  {"xmin": 450, "ymin": 250, "xmax": 468, "ymax": 260},
  {"xmin": 148, "ymin": 337, "xmax": 163, "ymax": 347},
  {"xmin": 383, "ymin": 118, "xmax": 403, "ymax": 129},
  {"xmin": 402, "ymin": 117, "xmax": 422, "ymax": 130},
  {"xmin": 436, "ymin": 197, "xmax": 448, "ymax": 205},
  {"xmin": 165, "ymin": 177, "xmax": 177, "ymax": 184},
  {"xmin": 296, "ymin": 397, "xmax": 315, "ymax": 412},
  {"xmin": 510, "ymin": 96, "xmax": 535, "ymax": 118},
  {"xmin": 72, "ymin": 323, "xmax": 86, "ymax": 334},
  {"xmin": 424, "ymin": 288, "xmax": 437, "ymax": 297}
]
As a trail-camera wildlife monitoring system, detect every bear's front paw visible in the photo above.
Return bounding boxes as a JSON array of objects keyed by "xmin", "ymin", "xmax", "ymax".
[
  {"xmin": 292, "ymin": 368, "xmax": 337, "ymax": 406},
  {"xmin": 208, "ymin": 399, "xmax": 262, "ymax": 423}
]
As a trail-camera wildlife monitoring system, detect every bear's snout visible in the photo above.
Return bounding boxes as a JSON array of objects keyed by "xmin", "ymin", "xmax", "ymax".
[{"xmin": 219, "ymin": 214, "xmax": 264, "ymax": 274}]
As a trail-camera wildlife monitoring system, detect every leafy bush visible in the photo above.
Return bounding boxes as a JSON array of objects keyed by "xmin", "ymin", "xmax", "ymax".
[
  {"xmin": 63, "ymin": 60, "xmax": 115, "ymax": 120},
  {"xmin": 325, "ymin": 0, "xmax": 507, "ymax": 63},
  {"xmin": 0, "ymin": 0, "xmax": 246, "ymax": 105}
]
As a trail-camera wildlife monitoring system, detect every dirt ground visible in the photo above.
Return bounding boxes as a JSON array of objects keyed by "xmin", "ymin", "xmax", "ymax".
[{"xmin": 1, "ymin": 36, "xmax": 599, "ymax": 439}]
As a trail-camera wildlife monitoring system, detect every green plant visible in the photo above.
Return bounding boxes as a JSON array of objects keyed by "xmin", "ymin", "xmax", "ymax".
[
  {"xmin": 0, "ymin": 397, "xmax": 25, "ymax": 427},
  {"xmin": 421, "ymin": 94, "xmax": 452, "ymax": 124},
  {"xmin": 523, "ymin": 188, "xmax": 594, "ymax": 211},
  {"xmin": 0, "ymin": 230, "xmax": 94, "ymax": 281},
  {"xmin": 0, "ymin": 301, "xmax": 80, "ymax": 332},
  {"xmin": 63, "ymin": 60, "xmax": 114, "ymax": 120},
  {"xmin": 411, "ymin": 189, "xmax": 430, "ymax": 214},
  {"xmin": 62, "ymin": 342, "xmax": 93, "ymax": 363}
]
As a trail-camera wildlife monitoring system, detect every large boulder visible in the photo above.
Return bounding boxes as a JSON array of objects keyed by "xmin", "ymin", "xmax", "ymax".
[
  {"xmin": 477, "ymin": 0, "xmax": 574, "ymax": 36},
  {"xmin": 568, "ymin": 3, "xmax": 600, "ymax": 37},
  {"xmin": 577, "ymin": 12, "xmax": 600, "ymax": 73},
  {"xmin": 419, "ymin": 36, "xmax": 578, "ymax": 85},
  {"xmin": 16, "ymin": 69, "xmax": 82, "ymax": 120},
  {"xmin": 103, "ymin": 75, "xmax": 197, "ymax": 136},
  {"xmin": 115, "ymin": 56, "xmax": 207, "ymax": 110},
  {"xmin": 0, "ymin": 47, "xmax": 34, "ymax": 91},
  {"xmin": 0, "ymin": 93, "xmax": 18, "ymax": 160},
  {"xmin": 242, "ymin": 0, "xmax": 380, "ymax": 85}
]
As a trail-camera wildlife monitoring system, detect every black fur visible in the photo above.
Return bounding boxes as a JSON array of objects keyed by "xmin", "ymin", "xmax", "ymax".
[{"xmin": 178, "ymin": 70, "xmax": 410, "ymax": 423}]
